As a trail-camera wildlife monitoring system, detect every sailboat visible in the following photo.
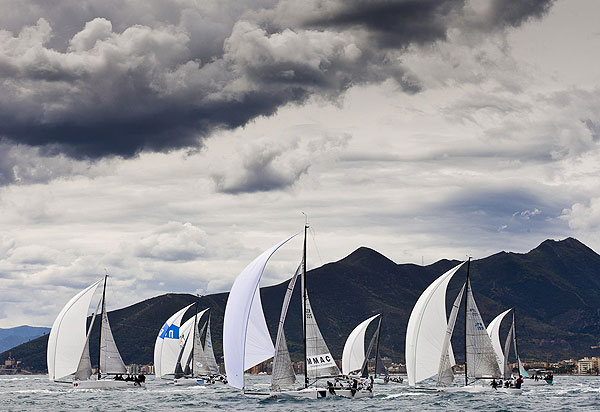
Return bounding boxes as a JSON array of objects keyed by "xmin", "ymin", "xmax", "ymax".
[
  {"xmin": 173, "ymin": 307, "xmax": 226, "ymax": 385},
  {"xmin": 406, "ymin": 259, "xmax": 518, "ymax": 393},
  {"xmin": 47, "ymin": 276, "xmax": 143, "ymax": 389},
  {"xmin": 154, "ymin": 303, "xmax": 194, "ymax": 380},
  {"xmin": 223, "ymin": 225, "xmax": 373, "ymax": 399},
  {"xmin": 487, "ymin": 309, "xmax": 552, "ymax": 386},
  {"xmin": 342, "ymin": 314, "xmax": 396, "ymax": 384}
]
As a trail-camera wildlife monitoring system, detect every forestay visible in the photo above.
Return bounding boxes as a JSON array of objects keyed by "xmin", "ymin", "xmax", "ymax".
[
  {"xmin": 342, "ymin": 314, "xmax": 380, "ymax": 376},
  {"xmin": 465, "ymin": 283, "xmax": 501, "ymax": 379},
  {"xmin": 305, "ymin": 292, "xmax": 341, "ymax": 379},
  {"xmin": 405, "ymin": 262, "xmax": 465, "ymax": 386},
  {"xmin": 271, "ymin": 263, "xmax": 302, "ymax": 390},
  {"xmin": 486, "ymin": 308, "xmax": 512, "ymax": 373},
  {"xmin": 47, "ymin": 280, "xmax": 102, "ymax": 382},
  {"xmin": 154, "ymin": 303, "xmax": 194, "ymax": 378},
  {"xmin": 223, "ymin": 234, "xmax": 297, "ymax": 390},
  {"xmin": 437, "ymin": 283, "xmax": 465, "ymax": 386}
]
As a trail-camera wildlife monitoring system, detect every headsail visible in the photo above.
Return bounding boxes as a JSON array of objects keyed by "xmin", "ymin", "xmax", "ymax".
[
  {"xmin": 271, "ymin": 264, "xmax": 301, "ymax": 390},
  {"xmin": 47, "ymin": 280, "xmax": 102, "ymax": 382},
  {"xmin": 503, "ymin": 319, "xmax": 514, "ymax": 379},
  {"xmin": 486, "ymin": 308, "xmax": 512, "ymax": 373},
  {"xmin": 465, "ymin": 282, "xmax": 502, "ymax": 380},
  {"xmin": 342, "ymin": 314, "xmax": 380, "ymax": 376},
  {"xmin": 437, "ymin": 283, "xmax": 465, "ymax": 386},
  {"xmin": 223, "ymin": 234, "xmax": 297, "ymax": 390},
  {"xmin": 304, "ymin": 292, "xmax": 341, "ymax": 379},
  {"xmin": 203, "ymin": 313, "xmax": 219, "ymax": 375},
  {"xmin": 154, "ymin": 303, "xmax": 194, "ymax": 378},
  {"xmin": 405, "ymin": 262, "xmax": 465, "ymax": 386}
]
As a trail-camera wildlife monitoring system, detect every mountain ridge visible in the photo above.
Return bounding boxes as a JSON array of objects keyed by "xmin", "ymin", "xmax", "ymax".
[{"xmin": 3, "ymin": 237, "xmax": 600, "ymax": 372}]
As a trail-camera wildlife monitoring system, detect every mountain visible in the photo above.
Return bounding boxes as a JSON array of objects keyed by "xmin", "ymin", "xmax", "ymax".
[
  {"xmin": 0, "ymin": 326, "xmax": 50, "ymax": 353},
  {"xmin": 3, "ymin": 237, "xmax": 600, "ymax": 372}
]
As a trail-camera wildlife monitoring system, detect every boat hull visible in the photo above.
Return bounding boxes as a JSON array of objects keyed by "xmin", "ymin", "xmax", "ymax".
[
  {"xmin": 523, "ymin": 379, "xmax": 552, "ymax": 386},
  {"xmin": 173, "ymin": 377, "xmax": 219, "ymax": 386},
  {"xmin": 267, "ymin": 387, "xmax": 374, "ymax": 399},
  {"xmin": 439, "ymin": 385, "xmax": 521, "ymax": 394},
  {"xmin": 73, "ymin": 380, "xmax": 145, "ymax": 389}
]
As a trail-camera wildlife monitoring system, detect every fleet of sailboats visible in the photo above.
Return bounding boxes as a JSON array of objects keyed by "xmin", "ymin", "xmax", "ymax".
[{"xmin": 44, "ymin": 230, "xmax": 551, "ymax": 397}]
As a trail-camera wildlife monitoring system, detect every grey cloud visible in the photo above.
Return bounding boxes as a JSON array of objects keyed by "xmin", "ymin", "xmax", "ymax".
[
  {"xmin": 0, "ymin": 0, "xmax": 556, "ymax": 169},
  {"xmin": 484, "ymin": 0, "xmax": 556, "ymax": 29}
]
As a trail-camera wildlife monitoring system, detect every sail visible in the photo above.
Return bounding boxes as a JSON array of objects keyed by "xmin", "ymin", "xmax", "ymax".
[
  {"xmin": 405, "ymin": 262, "xmax": 465, "ymax": 386},
  {"xmin": 342, "ymin": 314, "xmax": 380, "ymax": 376},
  {"xmin": 304, "ymin": 292, "xmax": 341, "ymax": 379},
  {"xmin": 178, "ymin": 308, "xmax": 209, "ymax": 376},
  {"xmin": 203, "ymin": 315, "xmax": 219, "ymax": 374},
  {"xmin": 360, "ymin": 318, "xmax": 379, "ymax": 378},
  {"xmin": 47, "ymin": 280, "xmax": 102, "ymax": 382},
  {"xmin": 271, "ymin": 264, "xmax": 301, "ymax": 390},
  {"xmin": 99, "ymin": 301, "xmax": 127, "ymax": 375},
  {"xmin": 465, "ymin": 283, "xmax": 502, "ymax": 379},
  {"xmin": 74, "ymin": 298, "xmax": 102, "ymax": 381},
  {"xmin": 518, "ymin": 358, "xmax": 529, "ymax": 378},
  {"xmin": 513, "ymin": 312, "xmax": 530, "ymax": 378},
  {"xmin": 153, "ymin": 303, "xmax": 194, "ymax": 378},
  {"xmin": 437, "ymin": 283, "xmax": 465, "ymax": 386},
  {"xmin": 503, "ymin": 319, "xmax": 514, "ymax": 379},
  {"xmin": 193, "ymin": 318, "xmax": 209, "ymax": 375},
  {"xmin": 223, "ymin": 234, "xmax": 297, "ymax": 390},
  {"xmin": 486, "ymin": 308, "xmax": 512, "ymax": 373}
]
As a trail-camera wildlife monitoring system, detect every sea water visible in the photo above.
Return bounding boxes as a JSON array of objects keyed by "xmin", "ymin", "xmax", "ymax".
[{"xmin": 1, "ymin": 375, "xmax": 598, "ymax": 411}]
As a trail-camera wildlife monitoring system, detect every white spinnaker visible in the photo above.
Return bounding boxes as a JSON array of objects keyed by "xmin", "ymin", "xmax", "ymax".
[
  {"xmin": 153, "ymin": 303, "xmax": 194, "ymax": 378},
  {"xmin": 486, "ymin": 308, "xmax": 512, "ymax": 373},
  {"xmin": 405, "ymin": 262, "xmax": 465, "ymax": 386},
  {"xmin": 223, "ymin": 234, "xmax": 297, "ymax": 390},
  {"xmin": 179, "ymin": 308, "xmax": 209, "ymax": 374},
  {"xmin": 342, "ymin": 314, "xmax": 380, "ymax": 376},
  {"xmin": 47, "ymin": 280, "xmax": 102, "ymax": 382}
]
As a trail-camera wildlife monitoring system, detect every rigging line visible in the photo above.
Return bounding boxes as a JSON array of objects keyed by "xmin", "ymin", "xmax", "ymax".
[{"xmin": 309, "ymin": 226, "xmax": 324, "ymax": 267}]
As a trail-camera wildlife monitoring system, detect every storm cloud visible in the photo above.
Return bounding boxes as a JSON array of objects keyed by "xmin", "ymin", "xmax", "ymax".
[{"xmin": 0, "ymin": 0, "xmax": 555, "ymax": 163}]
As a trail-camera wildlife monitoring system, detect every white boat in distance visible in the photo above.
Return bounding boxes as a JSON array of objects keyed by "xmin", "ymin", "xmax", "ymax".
[
  {"xmin": 47, "ymin": 275, "xmax": 144, "ymax": 389},
  {"xmin": 223, "ymin": 225, "xmax": 373, "ymax": 399}
]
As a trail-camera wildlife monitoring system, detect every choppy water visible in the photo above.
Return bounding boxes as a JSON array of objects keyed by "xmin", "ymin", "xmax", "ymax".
[{"xmin": 2, "ymin": 375, "xmax": 599, "ymax": 411}]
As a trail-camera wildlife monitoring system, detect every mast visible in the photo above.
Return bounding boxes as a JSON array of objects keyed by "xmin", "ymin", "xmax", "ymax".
[
  {"xmin": 98, "ymin": 274, "xmax": 108, "ymax": 379},
  {"xmin": 374, "ymin": 315, "xmax": 382, "ymax": 378},
  {"xmin": 192, "ymin": 301, "xmax": 198, "ymax": 377},
  {"xmin": 513, "ymin": 309, "xmax": 519, "ymax": 366},
  {"xmin": 463, "ymin": 257, "xmax": 470, "ymax": 386},
  {"xmin": 302, "ymin": 222, "xmax": 308, "ymax": 388}
]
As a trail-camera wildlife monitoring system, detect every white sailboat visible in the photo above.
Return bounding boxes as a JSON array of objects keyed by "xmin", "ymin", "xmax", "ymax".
[
  {"xmin": 223, "ymin": 225, "xmax": 373, "ymax": 399},
  {"xmin": 342, "ymin": 314, "xmax": 396, "ymax": 384},
  {"xmin": 406, "ymin": 259, "xmax": 518, "ymax": 393},
  {"xmin": 154, "ymin": 303, "xmax": 194, "ymax": 380},
  {"xmin": 173, "ymin": 307, "xmax": 227, "ymax": 385},
  {"xmin": 47, "ymin": 276, "xmax": 143, "ymax": 389},
  {"xmin": 487, "ymin": 309, "xmax": 551, "ymax": 386}
]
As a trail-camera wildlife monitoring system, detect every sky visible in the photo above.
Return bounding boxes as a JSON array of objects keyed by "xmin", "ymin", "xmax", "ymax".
[{"xmin": 1, "ymin": 0, "xmax": 599, "ymax": 328}]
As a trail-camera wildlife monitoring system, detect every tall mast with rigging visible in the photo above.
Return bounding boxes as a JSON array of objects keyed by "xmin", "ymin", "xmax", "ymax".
[
  {"xmin": 302, "ymin": 219, "xmax": 308, "ymax": 388},
  {"xmin": 98, "ymin": 274, "xmax": 108, "ymax": 380},
  {"xmin": 464, "ymin": 257, "xmax": 471, "ymax": 386}
]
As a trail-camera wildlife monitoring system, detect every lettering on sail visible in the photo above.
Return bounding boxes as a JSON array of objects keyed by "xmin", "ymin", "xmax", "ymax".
[{"xmin": 306, "ymin": 353, "xmax": 336, "ymax": 368}]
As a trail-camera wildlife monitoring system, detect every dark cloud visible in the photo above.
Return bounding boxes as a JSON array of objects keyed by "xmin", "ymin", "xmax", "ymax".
[
  {"xmin": 486, "ymin": 0, "xmax": 556, "ymax": 29},
  {"xmin": 0, "ymin": 0, "xmax": 556, "ymax": 165},
  {"xmin": 305, "ymin": 0, "xmax": 464, "ymax": 48}
]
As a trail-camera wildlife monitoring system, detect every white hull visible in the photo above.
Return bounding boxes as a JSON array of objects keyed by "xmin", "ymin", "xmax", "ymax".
[
  {"xmin": 523, "ymin": 378, "xmax": 552, "ymax": 386},
  {"xmin": 267, "ymin": 387, "xmax": 373, "ymax": 399},
  {"xmin": 73, "ymin": 379, "xmax": 145, "ymax": 389},
  {"xmin": 173, "ymin": 377, "xmax": 219, "ymax": 386},
  {"xmin": 440, "ymin": 385, "xmax": 521, "ymax": 394}
]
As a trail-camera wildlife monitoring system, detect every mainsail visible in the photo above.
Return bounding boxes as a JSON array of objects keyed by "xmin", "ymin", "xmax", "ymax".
[
  {"xmin": 202, "ymin": 313, "xmax": 219, "ymax": 375},
  {"xmin": 486, "ymin": 308, "xmax": 512, "ymax": 373},
  {"xmin": 47, "ymin": 280, "xmax": 102, "ymax": 382},
  {"xmin": 99, "ymin": 293, "xmax": 127, "ymax": 375},
  {"xmin": 304, "ymin": 292, "xmax": 340, "ymax": 379},
  {"xmin": 271, "ymin": 264, "xmax": 301, "ymax": 390},
  {"xmin": 503, "ymin": 319, "xmax": 514, "ymax": 379},
  {"xmin": 437, "ymin": 283, "xmax": 465, "ymax": 386},
  {"xmin": 405, "ymin": 262, "xmax": 465, "ymax": 386},
  {"xmin": 465, "ymin": 282, "xmax": 502, "ymax": 380},
  {"xmin": 223, "ymin": 234, "xmax": 297, "ymax": 390}
]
